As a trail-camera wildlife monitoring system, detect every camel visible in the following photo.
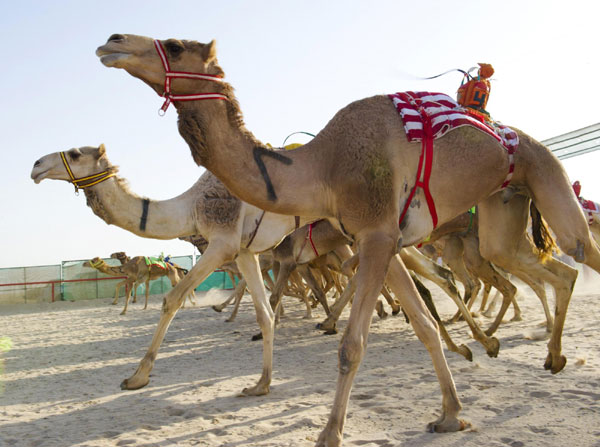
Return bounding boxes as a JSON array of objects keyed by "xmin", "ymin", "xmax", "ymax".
[
  {"xmin": 426, "ymin": 210, "xmax": 556, "ymax": 333},
  {"xmin": 96, "ymin": 34, "xmax": 600, "ymax": 445},
  {"xmin": 110, "ymin": 251, "xmax": 196, "ymax": 309},
  {"xmin": 83, "ymin": 254, "xmax": 187, "ymax": 315},
  {"xmin": 31, "ymin": 144, "xmax": 323, "ymax": 396},
  {"xmin": 82, "ymin": 257, "xmax": 129, "ymax": 304}
]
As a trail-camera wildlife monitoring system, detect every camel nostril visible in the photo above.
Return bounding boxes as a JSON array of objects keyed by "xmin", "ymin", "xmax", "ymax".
[
  {"xmin": 34, "ymin": 160, "xmax": 41, "ymax": 167},
  {"xmin": 108, "ymin": 34, "xmax": 125, "ymax": 43}
]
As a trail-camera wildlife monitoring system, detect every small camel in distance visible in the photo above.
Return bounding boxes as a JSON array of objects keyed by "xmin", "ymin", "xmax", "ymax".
[{"xmin": 84, "ymin": 254, "xmax": 191, "ymax": 315}]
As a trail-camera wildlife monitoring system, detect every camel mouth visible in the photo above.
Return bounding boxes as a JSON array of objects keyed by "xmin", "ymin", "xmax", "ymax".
[
  {"xmin": 97, "ymin": 52, "xmax": 131, "ymax": 67},
  {"xmin": 31, "ymin": 169, "xmax": 49, "ymax": 184}
]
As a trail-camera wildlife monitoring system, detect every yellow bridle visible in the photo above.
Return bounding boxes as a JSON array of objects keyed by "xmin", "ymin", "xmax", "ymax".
[
  {"xmin": 89, "ymin": 258, "xmax": 105, "ymax": 269},
  {"xmin": 60, "ymin": 151, "xmax": 116, "ymax": 193}
]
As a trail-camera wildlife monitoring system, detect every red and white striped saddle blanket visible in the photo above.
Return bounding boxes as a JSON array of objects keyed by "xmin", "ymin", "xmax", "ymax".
[
  {"xmin": 578, "ymin": 196, "xmax": 600, "ymax": 224},
  {"xmin": 389, "ymin": 91, "xmax": 518, "ymax": 153},
  {"xmin": 388, "ymin": 91, "xmax": 519, "ymax": 230}
]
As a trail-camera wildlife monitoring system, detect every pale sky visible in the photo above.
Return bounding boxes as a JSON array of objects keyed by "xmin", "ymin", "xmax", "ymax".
[{"xmin": 2, "ymin": 0, "xmax": 600, "ymax": 268}]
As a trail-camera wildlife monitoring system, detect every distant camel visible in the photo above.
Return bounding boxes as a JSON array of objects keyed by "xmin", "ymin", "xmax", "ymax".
[{"xmin": 84, "ymin": 255, "xmax": 189, "ymax": 315}]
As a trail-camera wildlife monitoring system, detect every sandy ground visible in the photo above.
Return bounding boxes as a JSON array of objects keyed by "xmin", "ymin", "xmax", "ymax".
[{"xmin": 1, "ymin": 275, "xmax": 600, "ymax": 447}]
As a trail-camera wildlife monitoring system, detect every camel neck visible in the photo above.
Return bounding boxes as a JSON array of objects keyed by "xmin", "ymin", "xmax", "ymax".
[
  {"xmin": 83, "ymin": 175, "xmax": 197, "ymax": 239},
  {"xmin": 176, "ymin": 101, "xmax": 331, "ymax": 218}
]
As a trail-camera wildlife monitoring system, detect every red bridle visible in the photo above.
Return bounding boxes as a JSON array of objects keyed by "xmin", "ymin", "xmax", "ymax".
[{"xmin": 153, "ymin": 39, "xmax": 228, "ymax": 115}]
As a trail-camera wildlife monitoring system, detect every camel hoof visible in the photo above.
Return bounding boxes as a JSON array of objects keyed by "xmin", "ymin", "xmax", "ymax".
[
  {"xmin": 427, "ymin": 417, "xmax": 470, "ymax": 433},
  {"xmin": 485, "ymin": 337, "xmax": 500, "ymax": 358},
  {"xmin": 212, "ymin": 305, "xmax": 223, "ymax": 313},
  {"xmin": 392, "ymin": 308, "xmax": 401, "ymax": 315},
  {"xmin": 251, "ymin": 332, "xmax": 263, "ymax": 341},
  {"xmin": 511, "ymin": 314, "xmax": 523, "ymax": 322},
  {"xmin": 323, "ymin": 328, "xmax": 338, "ymax": 335},
  {"xmin": 240, "ymin": 384, "xmax": 269, "ymax": 396},
  {"xmin": 315, "ymin": 429, "xmax": 342, "ymax": 447},
  {"xmin": 544, "ymin": 353, "xmax": 567, "ymax": 374},
  {"xmin": 120, "ymin": 377, "xmax": 149, "ymax": 390},
  {"xmin": 459, "ymin": 344, "xmax": 473, "ymax": 362},
  {"xmin": 316, "ymin": 321, "xmax": 330, "ymax": 330},
  {"xmin": 120, "ymin": 311, "xmax": 126, "ymax": 316}
]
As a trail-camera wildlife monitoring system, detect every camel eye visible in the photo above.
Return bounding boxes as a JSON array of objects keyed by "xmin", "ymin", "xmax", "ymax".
[
  {"xmin": 69, "ymin": 150, "xmax": 81, "ymax": 161},
  {"xmin": 166, "ymin": 42, "xmax": 184, "ymax": 56}
]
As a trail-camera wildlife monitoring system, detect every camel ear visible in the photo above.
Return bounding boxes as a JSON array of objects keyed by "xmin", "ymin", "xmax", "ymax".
[
  {"xmin": 97, "ymin": 143, "xmax": 106, "ymax": 158},
  {"xmin": 202, "ymin": 40, "xmax": 217, "ymax": 63}
]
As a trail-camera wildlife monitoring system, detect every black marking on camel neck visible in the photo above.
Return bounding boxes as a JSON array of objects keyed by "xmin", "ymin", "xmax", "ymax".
[
  {"xmin": 140, "ymin": 198, "xmax": 150, "ymax": 231},
  {"xmin": 252, "ymin": 146, "xmax": 292, "ymax": 201}
]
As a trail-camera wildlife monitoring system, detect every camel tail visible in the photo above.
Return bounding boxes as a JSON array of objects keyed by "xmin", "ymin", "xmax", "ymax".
[{"xmin": 530, "ymin": 201, "xmax": 558, "ymax": 262}]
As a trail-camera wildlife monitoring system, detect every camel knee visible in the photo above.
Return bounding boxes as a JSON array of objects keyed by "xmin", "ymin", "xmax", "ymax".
[
  {"xmin": 161, "ymin": 294, "xmax": 184, "ymax": 314},
  {"xmin": 338, "ymin": 335, "xmax": 364, "ymax": 375}
]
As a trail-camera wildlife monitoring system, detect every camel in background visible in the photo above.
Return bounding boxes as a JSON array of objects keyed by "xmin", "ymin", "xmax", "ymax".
[{"xmin": 83, "ymin": 255, "xmax": 188, "ymax": 315}]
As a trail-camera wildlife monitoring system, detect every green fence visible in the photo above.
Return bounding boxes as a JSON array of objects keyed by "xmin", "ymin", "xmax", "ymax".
[{"xmin": 0, "ymin": 255, "xmax": 238, "ymax": 305}]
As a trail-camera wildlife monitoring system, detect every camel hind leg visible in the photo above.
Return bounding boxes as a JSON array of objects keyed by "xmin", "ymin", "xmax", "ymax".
[
  {"xmin": 411, "ymin": 274, "xmax": 473, "ymax": 362},
  {"xmin": 479, "ymin": 192, "xmax": 579, "ymax": 374},
  {"xmin": 401, "ymin": 246, "xmax": 500, "ymax": 358}
]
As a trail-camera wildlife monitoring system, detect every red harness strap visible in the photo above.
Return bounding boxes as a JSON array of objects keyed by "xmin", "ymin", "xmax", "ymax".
[
  {"xmin": 296, "ymin": 221, "xmax": 320, "ymax": 262},
  {"xmin": 398, "ymin": 108, "xmax": 438, "ymax": 229},
  {"xmin": 153, "ymin": 40, "xmax": 229, "ymax": 114}
]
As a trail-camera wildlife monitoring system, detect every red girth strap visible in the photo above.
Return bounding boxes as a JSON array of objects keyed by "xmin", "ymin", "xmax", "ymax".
[{"xmin": 398, "ymin": 108, "xmax": 438, "ymax": 229}]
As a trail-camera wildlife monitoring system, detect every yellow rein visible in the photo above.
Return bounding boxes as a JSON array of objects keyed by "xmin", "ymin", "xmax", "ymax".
[{"xmin": 60, "ymin": 152, "xmax": 116, "ymax": 193}]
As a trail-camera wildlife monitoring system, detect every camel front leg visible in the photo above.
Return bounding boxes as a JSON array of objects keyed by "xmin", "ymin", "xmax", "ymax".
[
  {"xmin": 402, "ymin": 246, "xmax": 500, "ymax": 357},
  {"xmin": 143, "ymin": 279, "xmax": 150, "ymax": 310},
  {"xmin": 316, "ymin": 275, "xmax": 357, "ymax": 334},
  {"xmin": 269, "ymin": 261, "xmax": 296, "ymax": 323},
  {"xmin": 226, "ymin": 278, "xmax": 247, "ymax": 323},
  {"xmin": 476, "ymin": 282, "xmax": 492, "ymax": 313},
  {"xmin": 235, "ymin": 250, "xmax": 275, "ymax": 396},
  {"xmin": 385, "ymin": 255, "xmax": 468, "ymax": 433},
  {"xmin": 120, "ymin": 280, "xmax": 135, "ymax": 315},
  {"xmin": 112, "ymin": 279, "xmax": 127, "ymax": 305},
  {"xmin": 297, "ymin": 263, "xmax": 330, "ymax": 316},
  {"xmin": 316, "ymin": 231, "xmax": 396, "ymax": 447},
  {"xmin": 212, "ymin": 278, "xmax": 243, "ymax": 313},
  {"xmin": 120, "ymin": 240, "xmax": 238, "ymax": 390}
]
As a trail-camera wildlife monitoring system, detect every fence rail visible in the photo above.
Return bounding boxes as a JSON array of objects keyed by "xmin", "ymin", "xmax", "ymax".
[{"xmin": 0, "ymin": 255, "xmax": 236, "ymax": 305}]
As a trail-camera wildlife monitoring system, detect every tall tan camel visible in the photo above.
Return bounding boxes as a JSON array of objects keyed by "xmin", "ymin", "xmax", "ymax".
[
  {"xmin": 31, "ymin": 144, "xmax": 319, "ymax": 396},
  {"xmin": 96, "ymin": 34, "xmax": 600, "ymax": 445}
]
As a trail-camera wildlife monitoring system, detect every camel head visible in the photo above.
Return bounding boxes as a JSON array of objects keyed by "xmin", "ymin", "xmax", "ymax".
[
  {"xmin": 110, "ymin": 252, "xmax": 130, "ymax": 263},
  {"xmin": 83, "ymin": 257, "xmax": 104, "ymax": 269},
  {"xmin": 96, "ymin": 34, "xmax": 222, "ymax": 99},
  {"xmin": 31, "ymin": 144, "xmax": 114, "ymax": 185}
]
